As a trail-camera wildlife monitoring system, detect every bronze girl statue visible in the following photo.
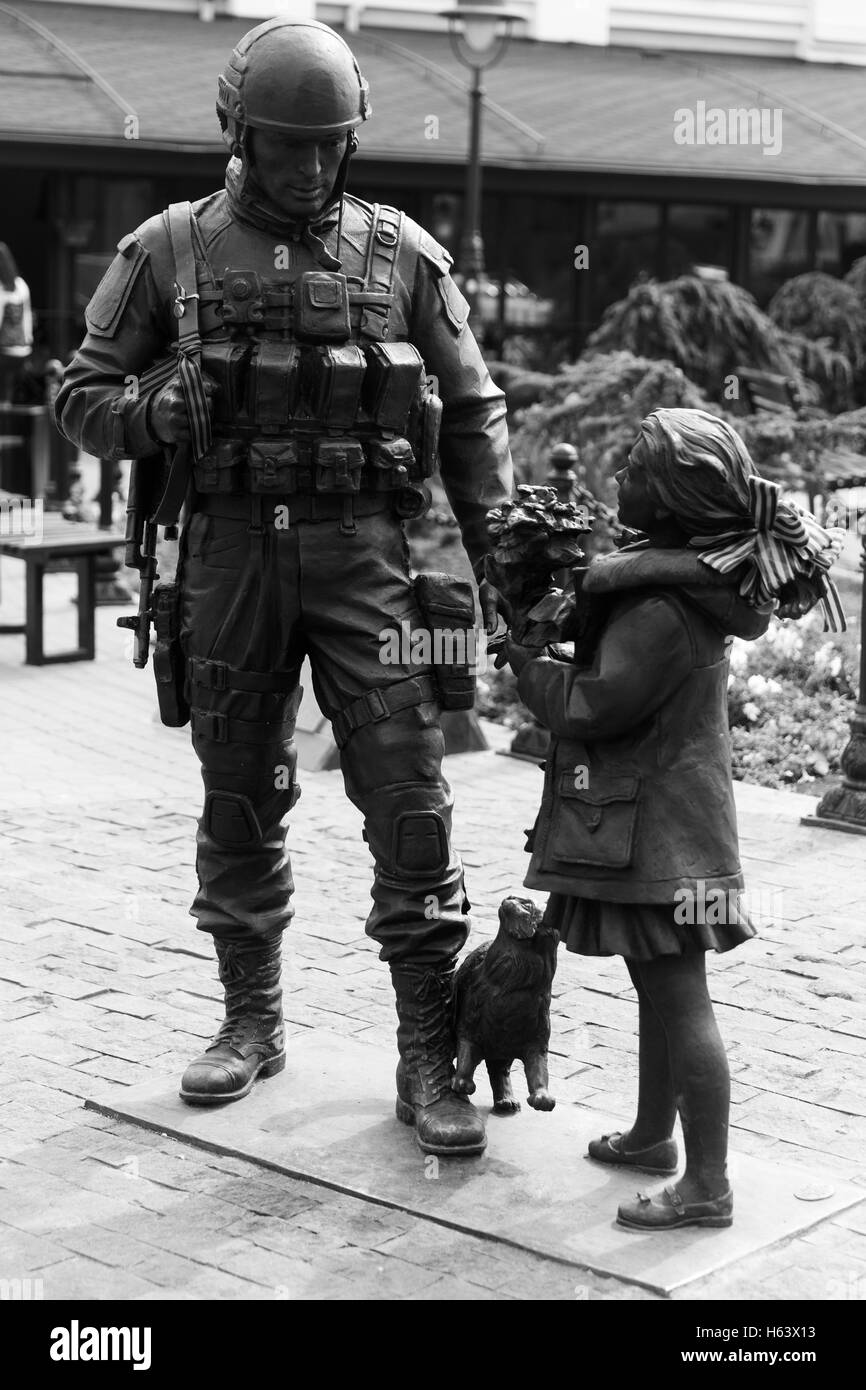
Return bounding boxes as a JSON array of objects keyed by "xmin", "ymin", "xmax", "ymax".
[{"xmin": 505, "ymin": 407, "xmax": 844, "ymax": 1230}]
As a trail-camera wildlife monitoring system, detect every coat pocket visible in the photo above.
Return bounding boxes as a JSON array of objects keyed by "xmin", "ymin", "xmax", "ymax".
[{"xmin": 543, "ymin": 772, "xmax": 641, "ymax": 870}]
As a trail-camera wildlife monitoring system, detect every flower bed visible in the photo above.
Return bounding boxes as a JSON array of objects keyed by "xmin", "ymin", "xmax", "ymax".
[
  {"xmin": 476, "ymin": 612, "xmax": 859, "ymax": 794},
  {"xmin": 727, "ymin": 614, "xmax": 857, "ymax": 790}
]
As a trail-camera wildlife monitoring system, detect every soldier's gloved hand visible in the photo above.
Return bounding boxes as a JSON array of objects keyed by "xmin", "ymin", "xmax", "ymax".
[
  {"xmin": 149, "ymin": 373, "xmax": 218, "ymax": 445},
  {"xmin": 478, "ymin": 578, "xmax": 510, "ymax": 635}
]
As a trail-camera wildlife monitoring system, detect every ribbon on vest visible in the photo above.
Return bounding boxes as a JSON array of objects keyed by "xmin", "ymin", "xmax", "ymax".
[
  {"xmin": 167, "ymin": 202, "xmax": 212, "ymax": 462},
  {"xmin": 688, "ymin": 475, "xmax": 846, "ymax": 631}
]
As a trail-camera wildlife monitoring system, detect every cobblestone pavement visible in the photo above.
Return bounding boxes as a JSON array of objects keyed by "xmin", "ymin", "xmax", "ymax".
[{"xmin": 1, "ymin": 565, "xmax": 865, "ymax": 1302}]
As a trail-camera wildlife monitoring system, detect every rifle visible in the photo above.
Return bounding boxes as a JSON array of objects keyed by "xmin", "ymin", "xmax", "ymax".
[
  {"xmin": 117, "ymin": 446, "xmax": 191, "ymax": 726},
  {"xmin": 117, "ymin": 454, "xmax": 161, "ymax": 669}
]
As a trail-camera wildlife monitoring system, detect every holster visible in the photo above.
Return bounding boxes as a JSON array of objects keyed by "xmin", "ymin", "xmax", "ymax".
[
  {"xmin": 152, "ymin": 581, "xmax": 190, "ymax": 727},
  {"xmin": 410, "ymin": 384, "xmax": 443, "ymax": 482},
  {"xmin": 412, "ymin": 571, "xmax": 477, "ymax": 710}
]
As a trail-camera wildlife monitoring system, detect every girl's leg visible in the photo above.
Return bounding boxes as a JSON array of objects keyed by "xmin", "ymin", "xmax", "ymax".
[
  {"xmin": 634, "ymin": 951, "xmax": 730, "ymax": 1202},
  {"xmin": 622, "ymin": 958, "xmax": 678, "ymax": 1150}
]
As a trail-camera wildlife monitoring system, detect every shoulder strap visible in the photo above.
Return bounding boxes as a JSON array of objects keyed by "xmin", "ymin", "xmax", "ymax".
[
  {"xmin": 166, "ymin": 201, "xmax": 212, "ymax": 462},
  {"xmin": 360, "ymin": 204, "xmax": 404, "ymax": 342}
]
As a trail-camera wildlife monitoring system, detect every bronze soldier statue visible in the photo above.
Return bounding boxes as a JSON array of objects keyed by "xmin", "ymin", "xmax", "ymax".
[{"xmin": 55, "ymin": 18, "xmax": 512, "ymax": 1157}]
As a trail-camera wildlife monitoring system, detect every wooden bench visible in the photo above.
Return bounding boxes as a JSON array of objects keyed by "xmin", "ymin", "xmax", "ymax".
[{"xmin": 0, "ymin": 510, "xmax": 126, "ymax": 665}]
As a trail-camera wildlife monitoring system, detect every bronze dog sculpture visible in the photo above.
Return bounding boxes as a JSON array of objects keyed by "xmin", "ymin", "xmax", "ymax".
[{"xmin": 453, "ymin": 896, "xmax": 557, "ymax": 1113}]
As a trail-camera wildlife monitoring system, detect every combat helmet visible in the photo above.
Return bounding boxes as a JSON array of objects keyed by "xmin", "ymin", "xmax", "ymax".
[{"xmin": 217, "ymin": 18, "xmax": 371, "ymax": 155}]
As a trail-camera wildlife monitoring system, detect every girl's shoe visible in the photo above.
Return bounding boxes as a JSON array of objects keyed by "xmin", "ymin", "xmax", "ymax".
[
  {"xmin": 588, "ymin": 1131, "xmax": 678, "ymax": 1175},
  {"xmin": 616, "ymin": 1184, "xmax": 733, "ymax": 1230}
]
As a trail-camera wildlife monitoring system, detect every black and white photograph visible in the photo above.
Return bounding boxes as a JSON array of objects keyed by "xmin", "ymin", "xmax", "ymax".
[{"xmin": 1, "ymin": 0, "xmax": 864, "ymax": 1346}]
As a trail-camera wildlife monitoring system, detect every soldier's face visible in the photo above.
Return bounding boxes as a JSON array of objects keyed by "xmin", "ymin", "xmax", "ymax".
[{"xmin": 248, "ymin": 130, "xmax": 348, "ymax": 219}]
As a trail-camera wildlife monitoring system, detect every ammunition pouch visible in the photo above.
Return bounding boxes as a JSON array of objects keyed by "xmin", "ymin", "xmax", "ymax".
[
  {"xmin": 294, "ymin": 271, "xmax": 351, "ymax": 342},
  {"xmin": 201, "ymin": 340, "xmax": 252, "ymax": 419},
  {"xmin": 193, "ymin": 431, "xmax": 430, "ymax": 498},
  {"xmin": 363, "ymin": 342, "xmax": 424, "ymax": 431},
  {"xmin": 250, "ymin": 341, "xmax": 301, "ymax": 428},
  {"xmin": 314, "ymin": 438, "xmax": 365, "ymax": 494},
  {"xmin": 152, "ymin": 581, "xmax": 190, "ymax": 727},
  {"xmin": 249, "ymin": 440, "xmax": 298, "ymax": 492},
  {"xmin": 191, "ymin": 261, "xmax": 444, "ymax": 496},
  {"xmin": 367, "ymin": 437, "xmax": 412, "ymax": 491},
  {"xmin": 416, "ymin": 386, "xmax": 442, "ymax": 481},
  {"xmin": 196, "ymin": 437, "xmax": 247, "ymax": 493},
  {"xmin": 412, "ymin": 572, "xmax": 477, "ymax": 711},
  {"xmin": 308, "ymin": 344, "xmax": 367, "ymax": 428}
]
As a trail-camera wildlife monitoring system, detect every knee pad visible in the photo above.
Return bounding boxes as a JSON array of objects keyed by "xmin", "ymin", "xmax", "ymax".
[
  {"xmin": 392, "ymin": 810, "xmax": 449, "ymax": 877},
  {"xmin": 202, "ymin": 791, "xmax": 263, "ymax": 847},
  {"xmin": 361, "ymin": 783, "xmax": 453, "ymax": 880}
]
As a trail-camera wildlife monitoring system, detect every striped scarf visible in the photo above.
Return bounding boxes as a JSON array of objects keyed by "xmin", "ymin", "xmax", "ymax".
[{"xmin": 688, "ymin": 475, "xmax": 847, "ymax": 632}]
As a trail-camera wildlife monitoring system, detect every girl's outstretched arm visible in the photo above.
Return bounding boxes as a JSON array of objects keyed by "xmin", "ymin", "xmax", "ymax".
[{"xmin": 516, "ymin": 594, "xmax": 694, "ymax": 741}]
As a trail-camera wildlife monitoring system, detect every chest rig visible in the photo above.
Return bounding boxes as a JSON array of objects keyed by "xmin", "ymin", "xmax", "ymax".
[{"xmin": 166, "ymin": 200, "xmax": 442, "ymax": 517}]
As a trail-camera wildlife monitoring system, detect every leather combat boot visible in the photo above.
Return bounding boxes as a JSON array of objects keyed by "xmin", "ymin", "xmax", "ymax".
[
  {"xmin": 179, "ymin": 934, "xmax": 285, "ymax": 1105},
  {"xmin": 391, "ymin": 963, "xmax": 486, "ymax": 1156}
]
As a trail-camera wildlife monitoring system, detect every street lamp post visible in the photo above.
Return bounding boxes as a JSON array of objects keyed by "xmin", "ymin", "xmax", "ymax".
[
  {"xmin": 805, "ymin": 528, "xmax": 866, "ymax": 834},
  {"xmin": 442, "ymin": 2, "xmax": 526, "ymax": 324}
]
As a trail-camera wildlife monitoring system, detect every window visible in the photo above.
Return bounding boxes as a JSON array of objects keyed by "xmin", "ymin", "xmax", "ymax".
[
  {"xmin": 816, "ymin": 211, "xmax": 866, "ymax": 277},
  {"xmin": 664, "ymin": 204, "xmax": 732, "ymax": 280},
  {"xmin": 592, "ymin": 201, "xmax": 662, "ymax": 318},
  {"xmin": 746, "ymin": 209, "xmax": 811, "ymax": 305}
]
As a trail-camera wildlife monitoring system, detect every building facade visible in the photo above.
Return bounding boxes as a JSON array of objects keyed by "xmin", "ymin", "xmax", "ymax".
[{"xmin": 3, "ymin": 0, "xmax": 866, "ymax": 374}]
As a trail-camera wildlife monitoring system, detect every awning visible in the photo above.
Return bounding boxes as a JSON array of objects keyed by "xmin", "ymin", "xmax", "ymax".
[{"xmin": 3, "ymin": 2, "xmax": 866, "ymax": 185}]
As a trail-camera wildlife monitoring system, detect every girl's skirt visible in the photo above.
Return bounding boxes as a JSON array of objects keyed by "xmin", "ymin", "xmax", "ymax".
[{"xmin": 543, "ymin": 893, "xmax": 757, "ymax": 961}]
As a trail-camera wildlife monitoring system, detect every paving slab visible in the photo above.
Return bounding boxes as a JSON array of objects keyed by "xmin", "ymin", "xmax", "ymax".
[{"xmin": 87, "ymin": 1029, "xmax": 861, "ymax": 1297}]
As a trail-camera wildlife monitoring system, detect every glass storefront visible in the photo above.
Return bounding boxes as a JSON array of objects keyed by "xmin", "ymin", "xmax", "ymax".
[
  {"xmin": 591, "ymin": 201, "xmax": 662, "ymax": 321},
  {"xmin": 816, "ymin": 211, "xmax": 866, "ymax": 277},
  {"xmin": 746, "ymin": 209, "xmax": 812, "ymax": 304},
  {"xmin": 665, "ymin": 203, "xmax": 732, "ymax": 280}
]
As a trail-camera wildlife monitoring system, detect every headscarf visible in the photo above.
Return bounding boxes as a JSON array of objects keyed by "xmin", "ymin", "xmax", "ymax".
[{"xmin": 635, "ymin": 409, "xmax": 846, "ymax": 631}]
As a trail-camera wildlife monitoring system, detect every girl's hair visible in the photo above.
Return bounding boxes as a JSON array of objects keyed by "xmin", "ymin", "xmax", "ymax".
[
  {"xmin": 636, "ymin": 408, "xmax": 756, "ymax": 535},
  {"xmin": 636, "ymin": 407, "xmax": 845, "ymax": 630}
]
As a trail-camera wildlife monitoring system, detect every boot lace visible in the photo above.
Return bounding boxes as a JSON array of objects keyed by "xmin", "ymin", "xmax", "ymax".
[{"xmin": 414, "ymin": 970, "xmax": 454, "ymax": 1097}]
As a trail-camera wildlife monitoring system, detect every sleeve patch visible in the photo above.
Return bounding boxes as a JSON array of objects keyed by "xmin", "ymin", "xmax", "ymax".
[
  {"xmin": 85, "ymin": 240, "xmax": 148, "ymax": 338},
  {"xmin": 436, "ymin": 275, "xmax": 470, "ymax": 333}
]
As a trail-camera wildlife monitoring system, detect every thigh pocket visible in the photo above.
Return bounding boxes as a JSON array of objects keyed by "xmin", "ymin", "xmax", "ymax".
[{"xmin": 543, "ymin": 773, "xmax": 641, "ymax": 871}]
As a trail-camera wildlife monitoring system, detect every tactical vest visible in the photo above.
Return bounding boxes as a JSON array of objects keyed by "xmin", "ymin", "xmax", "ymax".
[{"xmin": 159, "ymin": 201, "xmax": 442, "ymax": 508}]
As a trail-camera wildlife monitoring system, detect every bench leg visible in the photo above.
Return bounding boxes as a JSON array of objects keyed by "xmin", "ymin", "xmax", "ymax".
[
  {"xmin": 76, "ymin": 555, "xmax": 96, "ymax": 661},
  {"xmin": 24, "ymin": 561, "xmax": 45, "ymax": 665}
]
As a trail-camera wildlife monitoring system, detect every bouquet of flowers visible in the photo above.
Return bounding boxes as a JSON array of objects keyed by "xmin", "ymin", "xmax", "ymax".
[{"xmin": 485, "ymin": 485, "xmax": 593, "ymax": 649}]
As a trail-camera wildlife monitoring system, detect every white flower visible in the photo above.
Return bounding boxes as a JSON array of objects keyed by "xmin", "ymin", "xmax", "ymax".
[
  {"xmin": 743, "ymin": 701, "xmax": 760, "ymax": 722},
  {"xmin": 813, "ymin": 643, "xmax": 842, "ymax": 678},
  {"xmin": 765, "ymin": 623, "xmax": 803, "ymax": 659},
  {"xmin": 746, "ymin": 674, "xmax": 782, "ymax": 696},
  {"xmin": 728, "ymin": 638, "xmax": 749, "ymax": 674}
]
